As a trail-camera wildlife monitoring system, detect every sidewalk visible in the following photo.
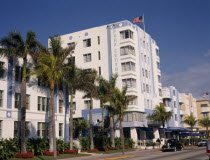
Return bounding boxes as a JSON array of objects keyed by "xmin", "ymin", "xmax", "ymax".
[{"xmin": 60, "ymin": 149, "xmax": 161, "ymax": 160}]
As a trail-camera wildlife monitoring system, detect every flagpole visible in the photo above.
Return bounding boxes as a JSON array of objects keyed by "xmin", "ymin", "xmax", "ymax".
[{"xmin": 143, "ymin": 14, "xmax": 146, "ymax": 38}]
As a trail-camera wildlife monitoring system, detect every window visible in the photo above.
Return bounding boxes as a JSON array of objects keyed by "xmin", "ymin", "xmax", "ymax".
[
  {"xmin": 15, "ymin": 66, "xmax": 30, "ymax": 82},
  {"xmin": 121, "ymin": 62, "xmax": 135, "ymax": 72},
  {"xmin": 147, "ymin": 99, "xmax": 150, "ymax": 108},
  {"xmin": 15, "ymin": 93, "xmax": 21, "ymax": 108},
  {"xmin": 174, "ymin": 101, "xmax": 176, "ymax": 108},
  {"xmin": 142, "ymin": 68, "xmax": 144, "ymax": 77},
  {"xmin": 26, "ymin": 95, "xmax": 30, "ymax": 109},
  {"xmin": 83, "ymin": 53, "xmax": 91, "ymax": 62},
  {"xmin": 59, "ymin": 100, "xmax": 63, "ymax": 113},
  {"xmin": 98, "ymin": 51, "xmax": 101, "ymax": 60},
  {"xmin": 122, "ymin": 78, "xmax": 136, "ymax": 88},
  {"xmin": 37, "ymin": 122, "xmax": 48, "ymax": 137},
  {"xmin": 97, "ymin": 36, "xmax": 100, "ymax": 45},
  {"xmin": 175, "ymin": 114, "xmax": 177, "ymax": 121},
  {"xmin": 157, "ymin": 62, "xmax": 160, "ymax": 69},
  {"xmin": 0, "ymin": 120, "xmax": 2, "ymax": 137},
  {"xmin": 145, "ymin": 70, "xmax": 148, "ymax": 78},
  {"xmin": 0, "ymin": 61, "xmax": 5, "ymax": 78},
  {"xmin": 144, "ymin": 55, "xmax": 147, "ymax": 63},
  {"xmin": 158, "ymin": 75, "xmax": 161, "ymax": 83},
  {"xmin": 128, "ymin": 97, "xmax": 137, "ymax": 105},
  {"xmin": 146, "ymin": 85, "xmax": 149, "ymax": 93},
  {"xmin": 0, "ymin": 90, "xmax": 3, "ymax": 107},
  {"xmin": 67, "ymin": 42, "xmax": 75, "ymax": 48},
  {"xmin": 83, "ymin": 39, "xmax": 91, "ymax": 47},
  {"xmin": 38, "ymin": 96, "xmax": 47, "ymax": 111},
  {"xmin": 159, "ymin": 89, "xmax": 162, "ymax": 96},
  {"xmin": 84, "ymin": 100, "xmax": 91, "ymax": 109},
  {"xmin": 156, "ymin": 49, "xmax": 159, "ymax": 56},
  {"xmin": 99, "ymin": 67, "xmax": 101, "ymax": 75},
  {"xmin": 143, "ymin": 83, "xmax": 145, "ymax": 92},
  {"xmin": 72, "ymin": 102, "xmax": 76, "ymax": 110},
  {"xmin": 59, "ymin": 123, "xmax": 63, "ymax": 137},
  {"xmin": 203, "ymin": 112, "xmax": 209, "ymax": 118},
  {"xmin": 14, "ymin": 121, "xmax": 30, "ymax": 137},
  {"xmin": 68, "ymin": 57, "xmax": 75, "ymax": 65},
  {"xmin": 120, "ymin": 45, "xmax": 135, "ymax": 56},
  {"xmin": 120, "ymin": 30, "xmax": 133, "ymax": 39}
]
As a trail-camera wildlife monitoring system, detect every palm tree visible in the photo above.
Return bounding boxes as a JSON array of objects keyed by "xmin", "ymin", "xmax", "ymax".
[
  {"xmin": 110, "ymin": 87, "xmax": 135, "ymax": 154},
  {"xmin": 95, "ymin": 75, "xmax": 117, "ymax": 147},
  {"xmin": 65, "ymin": 66, "xmax": 98, "ymax": 150},
  {"xmin": 73, "ymin": 119, "xmax": 89, "ymax": 138},
  {"xmin": 0, "ymin": 31, "xmax": 40, "ymax": 153},
  {"xmin": 34, "ymin": 36, "xmax": 74, "ymax": 158},
  {"xmin": 82, "ymin": 70, "xmax": 97, "ymax": 150},
  {"xmin": 182, "ymin": 114, "xmax": 197, "ymax": 145},
  {"xmin": 147, "ymin": 103, "xmax": 173, "ymax": 143},
  {"xmin": 198, "ymin": 117, "xmax": 210, "ymax": 138}
]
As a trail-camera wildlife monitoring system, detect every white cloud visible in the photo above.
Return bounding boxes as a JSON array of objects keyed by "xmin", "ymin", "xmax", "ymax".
[{"xmin": 162, "ymin": 63, "xmax": 210, "ymax": 99}]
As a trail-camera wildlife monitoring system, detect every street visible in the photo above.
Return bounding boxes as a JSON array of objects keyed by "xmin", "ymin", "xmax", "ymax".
[{"xmin": 68, "ymin": 147, "xmax": 209, "ymax": 160}]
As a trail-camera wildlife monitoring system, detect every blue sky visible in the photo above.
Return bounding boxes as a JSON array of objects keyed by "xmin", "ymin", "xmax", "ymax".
[{"xmin": 0, "ymin": 0, "xmax": 210, "ymax": 98}]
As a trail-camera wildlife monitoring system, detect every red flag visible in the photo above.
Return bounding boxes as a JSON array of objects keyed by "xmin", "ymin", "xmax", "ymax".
[{"xmin": 133, "ymin": 16, "xmax": 144, "ymax": 23}]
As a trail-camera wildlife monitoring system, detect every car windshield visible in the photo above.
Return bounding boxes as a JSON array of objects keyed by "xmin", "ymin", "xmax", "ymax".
[
  {"xmin": 167, "ymin": 139, "xmax": 177, "ymax": 143},
  {"xmin": 201, "ymin": 140, "xmax": 207, "ymax": 142}
]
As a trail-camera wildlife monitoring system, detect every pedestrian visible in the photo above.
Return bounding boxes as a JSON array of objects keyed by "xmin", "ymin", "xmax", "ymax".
[
  {"xmin": 206, "ymin": 137, "xmax": 210, "ymax": 160},
  {"xmin": 156, "ymin": 138, "xmax": 161, "ymax": 149}
]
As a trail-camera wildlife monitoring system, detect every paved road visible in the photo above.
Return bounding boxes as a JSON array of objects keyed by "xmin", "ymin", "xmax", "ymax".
[{"xmin": 64, "ymin": 147, "xmax": 208, "ymax": 160}]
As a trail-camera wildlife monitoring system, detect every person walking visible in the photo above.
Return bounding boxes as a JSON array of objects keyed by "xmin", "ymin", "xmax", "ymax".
[{"xmin": 206, "ymin": 137, "xmax": 210, "ymax": 160}]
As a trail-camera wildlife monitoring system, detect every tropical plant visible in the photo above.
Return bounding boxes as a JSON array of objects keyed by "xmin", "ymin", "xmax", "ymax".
[
  {"xmin": 73, "ymin": 119, "xmax": 89, "ymax": 138},
  {"xmin": 198, "ymin": 117, "xmax": 210, "ymax": 138},
  {"xmin": 182, "ymin": 114, "xmax": 197, "ymax": 133},
  {"xmin": 64, "ymin": 65, "xmax": 97, "ymax": 150},
  {"xmin": 34, "ymin": 36, "xmax": 74, "ymax": 158},
  {"xmin": 0, "ymin": 31, "xmax": 41, "ymax": 153},
  {"xmin": 110, "ymin": 87, "xmax": 135, "ymax": 154},
  {"xmin": 95, "ymin": 74, "xmax": 117, "ymax": 147},
  {"xmin": 147, "ymin": 103, "xmax": 173, "ymax": 143}
]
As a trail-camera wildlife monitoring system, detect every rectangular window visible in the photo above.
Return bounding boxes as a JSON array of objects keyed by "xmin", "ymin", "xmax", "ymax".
[
  {"xmin": 38, "ymin": 96, "xmax": 47, "ymax": 111},
  {"xmin": 144, "ymin": 55, "xmax": 147, "ymax": 63},
  {"xmin": 120, "ymin": 45, "xmax": 135, "ymax": 56},
  {"xmin": 122, "ymin": 78, "xmax": 136, "ymax": 88},
  {"xmin": 83, "ymin": 39, "xmax": 91, "ymax": 47},
  {"xmin": 26, "ymin": 95, "xmax": 30, "ymax": 110},
  {"xmin": 15, "ymin": 93, "xmax": 21, "ymax": 108},
  {"xmin": 58, "ymin": 82, "xmax": 63, "ymax": 91},
  {"xmin": 203, "ymin": 112, "xmax": 209, "ymax": 118},
  {"xmin": 59, "ymin": 123, "xmax": 63, "ymax": 137},
  {"xmin": 83, "ymin": 53, "xmax": 91, "ymax": 62},
  {"xmin": 159, "ymin": 89, "xmax": 162, "ymax": 96},
  {"xmin": 143, "ymin": 83, "xmax": 145, "ymax": 92},
  {"xmin": 174, "ymin": 101, "xmax": 176, "ymax": 108},
  {"xmin": 37, "ymin": 122, "xmax": 48, "ymax": 137},
  {"xmin": 59, "ymin": 100, "xmax": 63, "ymax": 113},
  {"xmin": 15, "ymin": 66, "xmax": 30, "ymax": 82},
  {"xmin": 0, "ymin": 120, "xmax": 2, "ymax": 137},
  {"xmin": 147, "ymin": 99, "xmax": 150, "ymax": 108},
  {"xmin": 158, "ymin": 75, "xmax": 161, "ymax": 83},
  {"xmin": 84, "ymin": 100, "xmax": 91, "ymax": 109},
  {"xmin": 0, "ymin": 61, "xmax": 5, "ymax": 78},
  {"xmin": 146, "ymin": 85, "xmax": 149, "ymax": 93},
  {"xmin": 145, "ymin": 70, "xmax": 148, "ymax": 78},
  {"xmin": 98, "ymin": 51, "xmax": 101, "ymax": 60},
  {"xmin": 175, "ymin": 114, "xmax": 177, "ymax": 121},
  {"xmin": 0, "ymin": 90, "xmax": 3, "ymax": 107},
  {"xmin": 99, "ymin": 67, "xmax": 101, "ymax": 75},
  {"xmin": 14, "ymin": 121, "xmax": 30, "ymax": 137},
  {"xmin": 120, "ymin": 30, "xmax": 134, "ymax": 39},
  {"xmin": 97, "ymin": 36, "xmax": 100, "ymax": 45},
  {"xmin": 68, "ymin": 57, "xmax": 75, "ymax": 65},
  {"xmin": 72, "ymin": 102, "xmax": 76, "ymax": 110},
  {"xmin": 142, "ymin": 68, "xmax": 144, "ymax": 77},
  {"xmin": 67, "ymin": 42, "xmax": 75, "ymax": 48},
  {"xmin": 128, "ymin": 97, "xmax": 137, "ymax": 105},
  {"xmin": 121, "ymin": 62, "xmax": 135, "ymax": 72},
  {"xmin": 156, "ymin": 49, "xmax": 159, "ymax": 56},
  {"xmin": 157, "ymin": 62, "xmax": 160, "ymax": 69}
]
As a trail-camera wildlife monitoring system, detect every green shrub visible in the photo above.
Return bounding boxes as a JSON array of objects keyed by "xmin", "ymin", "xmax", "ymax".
[
  {"xmin": 114, "ymin": 137, "xmax": 121, "ymax": 148},
  {"xmin": 146, "ymin": 142, "xmax": 156, "ymax": 146},
  {"xmin": 27, "ymin": 138, "xmax": 49, "ymax": 155},
  {"xmin": 79, "ymin": 137, "xmax": 90, "ymax": 150},
  {"xmin": 124, "ymin": 138, "xmax": 134, "ymax": 148}
]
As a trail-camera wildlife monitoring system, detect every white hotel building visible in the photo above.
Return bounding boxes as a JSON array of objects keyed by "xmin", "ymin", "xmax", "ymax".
[{"xmin": 0, "ymin": 20, "xmax": 162, "ymax": 144}]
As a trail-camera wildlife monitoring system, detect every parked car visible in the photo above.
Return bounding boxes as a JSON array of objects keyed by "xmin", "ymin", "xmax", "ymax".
[
  {"xmin": 162, "ymin": 139, "xmax": 184, "ymax": 152},
  {"xmin": 197, "ymin": 139, "xmax": 208, "ymax": 147}
]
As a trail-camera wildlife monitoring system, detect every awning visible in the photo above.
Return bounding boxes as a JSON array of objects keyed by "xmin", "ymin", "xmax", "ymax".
[
  {"xmin": 165, "ymin": 127, "xmax": 191, "ymax": 132},
  {"xmin": 137, "ymin": 127, "xmax": 153, "ymax": 132},
  {"xmin": 179, "ymin": 133, "xmax": 205, "ymax": 137}
]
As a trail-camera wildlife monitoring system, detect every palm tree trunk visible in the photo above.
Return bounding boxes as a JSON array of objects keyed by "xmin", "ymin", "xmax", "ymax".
[
  {"xmin": 120, "ymin": 115, "xmax": 124, "ymax": 154},
  {"xmin": 110, "ymin": 114, "xmax": 115, "ymax": 147},
  {"xmin": 49, "ymin": 83, "xmax": 57, "ymax": 159},
  {"xmin": 207, "ymin": 126, "xmax": 209, "ymax": 139},
  {"xmin": 191, "ymin": 126, "xmax": 193, "ymax": 146},
  {"xmin": 69, "ymin": 92, "xmax": 74, "ymax": 150},
  {"xmin": 162, "ymin": 122, "xmax": 166, "ymax": 145},
  {"xmin": 20, "ymin": 57, "xmax": 27, "ymax": 154},
  {"xmin": 90, "ymin": 97, "xmax": 94, "ymax": 149},
  {"xmin": 100, "ymin": 101, "xmax": 104, "ymax": 148}
]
